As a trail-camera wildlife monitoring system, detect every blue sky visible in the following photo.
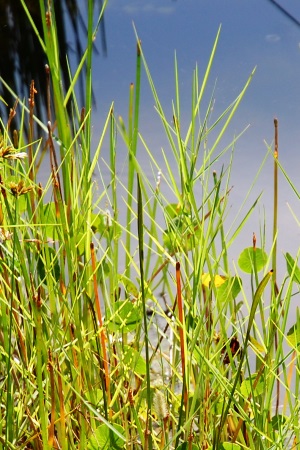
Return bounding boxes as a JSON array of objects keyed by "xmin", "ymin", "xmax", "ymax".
[{"xmin": 88, "ymin": 0, "xmax": 300, "ymax": 258}]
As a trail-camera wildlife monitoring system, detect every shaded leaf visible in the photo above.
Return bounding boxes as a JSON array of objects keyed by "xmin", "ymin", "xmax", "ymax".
[
  {"xmin": 216, "ymin": 276, "xmax": 242, "ymax": 302},
  {"xmin": 106, "ymin": 300, "xmax": 142, "ymax": 333},
  {"xmin": 37, "ymin": 247, "xmax": 60, "ymax": 283},
  {"xmin": 271, "ymin": 414, "xmax": 287, "ymax": 431},
  {"xmin": 176, "ymin": 443, "xmax": 199, "ymax": 450},
  {"xmin": 118, "ymin": 274, "xmax": 139, "ymax": 298},
  {"xmin": 163, "ymin": 228, "xmax": 181, "ymax": 253},
  {"xmin": 43, "ymin": 202, "xmax": 58, "ymax": 238},
  {"xmin": 163, "ymin": 206, "xmax": 201, "ymax": 253},
  {"xmin": 76, "ymin": 231, "xmax": 85, "ymax": 255},
  {"xmin": 220, "ymin": 444, "xmax": 242, "ymax": 450},
  {"xmin": 285, "ymin": 253, "xmax": 300, "ymax": 284},
  {"xmin": 240, "ymin": 373, "xmax": 264, "ymax": 398},
  {"xmin": 208, "ymin": 443, "xmax": 243, "ymax": 450},
  {"xmin": 165, "ymin": 202, "xmax": 180, "ymax": 220},
  {"xmin": 123, "ymin": 345, "xmax": 146, "ymax": 375},
  {"xmin": 17, "ymin": 194, "xmax": 28, "ymax": 214},
  {"xmin": 88, "ymin": 423, "xmax": 124, "ymax": 450}
]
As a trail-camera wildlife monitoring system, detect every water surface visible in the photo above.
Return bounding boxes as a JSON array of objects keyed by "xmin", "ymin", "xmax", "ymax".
[{"xmin": 89, "ymin": 0, "xmax": 300, "ymax": 274}]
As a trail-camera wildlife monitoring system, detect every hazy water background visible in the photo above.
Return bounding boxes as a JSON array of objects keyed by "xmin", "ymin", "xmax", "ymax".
[
  {"xmin": 45, "ymin": 0, "xmax": 300, "ymax": 398},
  {"xmin": 0, "ymin": 0, "xmax": 297, "ymax": 409},
  {"xmin": 76, "ymin": 0, "xmax": 300, "ymax": 276}
]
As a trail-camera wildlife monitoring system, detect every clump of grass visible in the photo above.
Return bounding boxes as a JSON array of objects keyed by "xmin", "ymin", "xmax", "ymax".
[{"xmin": 0, "ymin": 2, "xmax": 300, "ymax": 450}]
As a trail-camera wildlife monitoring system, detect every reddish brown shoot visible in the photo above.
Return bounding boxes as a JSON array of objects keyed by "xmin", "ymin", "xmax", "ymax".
[
  {"xmin": 176, "ymin": 261, "xmax": 187, "ymax": 408},
  {"xmin": 90, "ymin": 242, "xmax": 110, "ymax": 396}
]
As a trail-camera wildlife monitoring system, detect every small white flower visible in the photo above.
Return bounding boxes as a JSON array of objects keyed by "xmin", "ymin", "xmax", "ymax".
[
  {"xmin": 4, "ymin": 152, "xmax": 28, "ymax": 160},
  {"xmin": 105, "ymin": 208, "xmax": 112, "ymax": 227},
  {"xmin": 156, "ymin": 170, "xmax": 162, "ymax": 190}
]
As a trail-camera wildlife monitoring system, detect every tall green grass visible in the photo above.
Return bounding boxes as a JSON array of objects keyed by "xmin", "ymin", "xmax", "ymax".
[{"xmin": 0, "ymin": 2, "xmax": 299, "ymax": 450}]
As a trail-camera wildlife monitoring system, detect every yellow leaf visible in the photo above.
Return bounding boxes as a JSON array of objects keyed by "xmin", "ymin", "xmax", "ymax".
[
  {"xmin": 215, "ymin": 275, "xmax": 226, "ymax": 287},
  {"xmin": 249, "ymin": 336, "xmax": 266, "ymax": 353},
  {"xmin": 202, "ymin": 273, "xmax": 211, "ymax": 287},
  {"xmin": 201, "ymin": 273, "xmax": 226, "ymax": 288}
]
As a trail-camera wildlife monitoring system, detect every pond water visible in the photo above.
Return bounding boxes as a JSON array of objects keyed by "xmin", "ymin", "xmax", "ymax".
[
  {"xmin": 87, "ymin": 2, "xmax": 300, "ymax": 397},
  {"xmin": 88, "ymin": 0, "xmax": 300, "ymax": 278}
]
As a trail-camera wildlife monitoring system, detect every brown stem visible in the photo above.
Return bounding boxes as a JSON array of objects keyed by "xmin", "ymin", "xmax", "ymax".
[
  {"xmin": 90, "ymin": 243, "xmax": 110, "ymax": 396},
  {"xmin": 47, "ymin": 349, "xmax": 55, "ymax": 447},
  {"xmin": 176, "ymin": 262, "xmax": 187, "ymax": 410}
]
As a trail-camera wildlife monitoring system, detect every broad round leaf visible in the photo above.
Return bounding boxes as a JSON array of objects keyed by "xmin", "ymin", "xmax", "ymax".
[
  {"xmin": 238, "ymin": 247, "xmax": 267, "ymax": 273},
  {"xmin": 165, "ymin": 203, "xmax": 179, "ymax": 220},
  {"xmin": 43, "ymin": 202, "xmax": 57, "ymax": 238},
  {"xmin": 88, "ymin": 423, "xmax": 125, "ymax": 450},
  {"xmin": 123, "ymin": 345, "xmax": 146, "ymax": 375},
  {"xmin": 37, "ymin": 246, "xmax": 60, "ymax": 282},
  {"xmin": 240, "ymin": 373, "xmax": 264, "ymax": 398},
  {"xmin": 106, "ymin": 300, "xmax": 142, "ymax": 333},
  {"xmin": 216, "ymin": 276, "xmax": 242, "ymax": 302},
  {"xmin": 271, "ymin": 414, "xmax": 287, "ymax": 431},
  {"xmin": 176, "ymin": 443, "xmax": 199, "ymax": 450},
  {"xmin": 208, "ymin": 443, "xmax": 243, "ymax": 450},
  {"xmin": 118, "ymin": 274, "xmax": 139, "ymax": 298}
]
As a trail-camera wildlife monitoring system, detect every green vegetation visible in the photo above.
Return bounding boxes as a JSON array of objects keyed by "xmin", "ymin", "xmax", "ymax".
[{"xmin": 0, "ymin": 2, "xmax": 300, "ymax": 449}]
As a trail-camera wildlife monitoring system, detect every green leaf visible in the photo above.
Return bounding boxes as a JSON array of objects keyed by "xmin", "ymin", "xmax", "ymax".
[
  {"xmin": 163, "ymin": 228, "xmax": 178, "ymax": 253},
  {"xmin": 91, "ymin": 212, "xmax": 102, "ymax": 232},
  {"xmin": 240, "ymin": 373, "xmax": 264, "ymax": 398},
  {"xmin": 176, "ymin": 443, "xmax": 199, "ymax": 450},
  {"xmin": 37, "ymin": 246, "xmax": 60, "ymax": 283},
  {"xmin": 76, "ymin": 231, "xmax": 85, "ymax": 255},
  {"xmin": 88, "ymin": 423, "xmax": 125, "ymax": 450},
  {"xmin": 43, "ymin": 202, "xmax": 57, "ymax": 238},
  {"xmin": 123, "ymin": 345, "xmax": 146, "ymax": 375},
  {"xmin": 271, "ymin": 414, "xmax": 287, "ymax": 431},
  {"xmin": 163, "ymin": 224, "xmax": 201, "ymax": 253},
  {"xmin": 285, "ymin": 253, "xmax": 300, "ymax": 284},
  {"xmin": 216, "ymin": 276, "xmax": 242, "ymax": 302},
  {"xmin": 219, "ymin": 271, "xmax": 272, "ymax": 429},
  {"xmin": 220, "ymin": 444, "xmax": 242, "ymax": 450},
  {"xmin": 106, "ymin": 300, "xmax": 142, "ymax": 333},
  {"xmin": 97, "ymin": 212, "xmax": 111, "ymax": 235},
  {"xmin": 238, "ymin": 247, "xmax": 267, "ymax": 273},
  {"xmin": 118, "ymin": 274, "xmax": 139, "ymax": 298},
  {"xmin": 286, "ymin": 323, "xmax": 300, "ymax": 348},
  {"xmin": 165, "ymin": 202, "xmax": 179, "ymax": 220},
  {"xmin": 17, "ymin": 194, "xmax": 28, "ymax": 214},
  {"xmin": 252, "ymin": 270, "xmax": 273, "ymax": 305},
  {"xmin": 207, "ymin": 443, "xmax": 243, "ymax": 450}
]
